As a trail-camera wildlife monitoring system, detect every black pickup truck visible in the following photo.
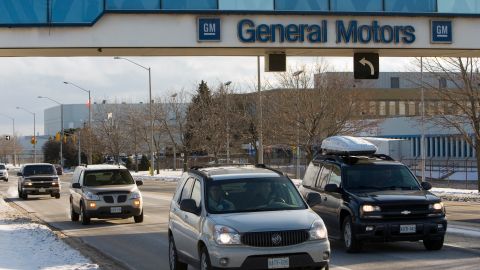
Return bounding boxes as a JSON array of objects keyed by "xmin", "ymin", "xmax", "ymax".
[{"xmin": 17, "ymin": 163, "xmax": 60, "ymax": 200}]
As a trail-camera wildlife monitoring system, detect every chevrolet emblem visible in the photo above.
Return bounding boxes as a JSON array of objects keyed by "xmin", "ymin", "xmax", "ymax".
[{"xmin": 401, "ymin": 210, "xmax": 411, "ymax": 215}]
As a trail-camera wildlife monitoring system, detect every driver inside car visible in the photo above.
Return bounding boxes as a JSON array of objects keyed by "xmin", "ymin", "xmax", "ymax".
[{"xmin": 208, "ymin": 185, "xmax": 235, "ymax": 211}]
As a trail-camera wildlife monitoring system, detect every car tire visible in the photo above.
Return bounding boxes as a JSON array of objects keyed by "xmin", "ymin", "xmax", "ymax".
[
  {"xmin": 342, "ymin": 216, "xmax": 362, "ymax": 253},
  {"xmin": 423, "ymin": 237, "xmax": 444, "ymax": 251},
  {"xmin": 200, "ymin": 246, "xmax": 212, "ymax": 270},
  {"xmin": 134, "ymin": 210, "xmax": 144, "ymax": 223},
  {"xmin": 79, "ymin": 203, "xmax": 90, "ymax": 225},
  {"xmin": 169, "ymin": 236, "xmax": 188, "ymax": 270},
  {"xmin": 20, "ymin": 191, "xmax": 28, "ymax": 200},
  {"xmin": 4, "ymin": 178, "xmax": 8, "ymax": 182},
  {"xmin": 70, "ymin": 201, "xmax": 79, "ymax": 222},
  {"xmin": 55, "ymin": 193, "xmax": 60, "ymax": 199}
]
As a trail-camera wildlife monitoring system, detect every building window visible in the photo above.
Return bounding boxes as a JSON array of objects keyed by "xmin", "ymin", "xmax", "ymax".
[
  {"xmin": 399, "ymin": 101, "xmax": 406, "ymax": 116},
  {"xmin": 106, "ymin": 0, "xmax": 160, "ymax": 10},
  {"xmin": 385, "ymin": 0, "xmax": 436, "ymax": 13},
  {"xmin": 0, "ymin": 0, "xmax": 48, "ymax": 25},
  {"xmin": 275, "ymin": 0, "xmax": 328, "ymax": 11},
  {"xmin": 389, "ymin": 101, "xmax": 396, "ymax": 116},
  {"xmin": 391, "ymin": 77, "xmax": 400, "ymax": 88},
  {"xmin": 219, "ymin": 0, "xmax": 273, "ymax": 10},
  {"xmin": 162, "ymin": 0, "xmax": 217, "ymax": 9},
  {"xmin": 330, "ymin": 0, "xmax": 382, "ymax": 12},
  {"xmin": 369, "ymin": 101, "xmax": 377, "ymax": 116},
  {"xmin": 379, "ymin": 101, "xmax": 386, "ymax": 116},
  {"xmin": 438, "ymin": 0, "xmax": 480, "ymax": 14},
  {"xmin": 439, "ymin": 77, "xmax": 447, "ymax": 89},
  {"xmin": 408, "ymin": 101, "xmax": 416, "ymax": 116},
  {"xmin": 51, "ymin": 0, "xmax": 103, "ymax": 24}
]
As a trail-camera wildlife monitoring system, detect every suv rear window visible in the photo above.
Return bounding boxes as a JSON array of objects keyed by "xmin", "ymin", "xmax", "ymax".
[
  {"xmin": 23, "ymin": 165, "xmax": 55, "ymax": 176},
  {"xmin": 206, "ymin": 177, "xmax": 307, "ymax": 214},
  {"xmin": 84, "ymin": 169, "xmax": 134, "ymax": 186},
  {"xmin": 345, "ymin": 165, "xmax": 421, "ymax": 191}
]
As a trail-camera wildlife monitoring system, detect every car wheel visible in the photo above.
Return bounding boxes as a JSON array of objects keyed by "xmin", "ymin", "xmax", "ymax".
[
  {"xmin": 423, "ymin": 237, "xmax": 444, "ymax": 251},
  {"xmin": 55, "ymin": 193, "xmax": 60, "ymax": 199},
  {"xmin": 343, "ymin": 216, "xmax": 362, "ymax": 253},
  {"xmin": 79, "ymin": 203, "xmax": 90, "ymax": 225},
  {"xmin": 20, "ymin": 191, "xmax": 28, "ymax": 200},
  {"xmin": 200, "ymin": 246, "xmax": 212, "ymax": 270},
  {"xmin": 4, "ymin": 178, "xmax": 8, "ymax": 182},
  {"xmin": 134, "ymin": 210, "xmax": 144, "ymax": 223},
  {"xmin": 169, "ymin": 236, "xmax": 187, "ymax": 270},
  {"xmin": 70, "ymin": 201, "xmax": 79, "ymax": 222}
]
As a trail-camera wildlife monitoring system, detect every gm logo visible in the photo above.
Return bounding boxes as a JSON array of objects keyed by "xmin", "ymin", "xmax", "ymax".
[
  {"xmin": 198, "ymin": 18, "xmax": 221, "ymax": 42},
  {"xmin": 431, "ymin": 21, "xmax": 452, "ymax": 44}
]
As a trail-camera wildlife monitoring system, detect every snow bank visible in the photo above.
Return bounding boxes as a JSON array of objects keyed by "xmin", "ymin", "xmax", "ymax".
[
  {"xmin": 0, "ymin": 199, "xmax": 98, "ymax": 270},
  {"xmin": 131, "ymin": 170, "xmax": 183, "ymax": 182}
]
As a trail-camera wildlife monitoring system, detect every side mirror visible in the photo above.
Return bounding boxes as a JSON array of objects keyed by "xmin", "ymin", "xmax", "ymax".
[
  {"xmin": 72, "ymin": 183, "xmax": 81, "ymax": 189},
  {"xmin": 306, "ymin": 192, "xmax": 322, "ymax": 206},
  {"xmin": 136, "ymin": 180, "xmax": 144, "ymax": 186},
  {"xmin": 325, "ymin": 184, "xmax": 340, "ymax": 193},
  {"xmin": 17, "ymin": 172, "xmax": 22, "ymax": 177},
  {"xmin": 421, "ymin": 182, "xmax": 432, "ymax": 191},
  {"xmin": 180, "ymin": 199, "xmax": 200, "ymax": 215}
]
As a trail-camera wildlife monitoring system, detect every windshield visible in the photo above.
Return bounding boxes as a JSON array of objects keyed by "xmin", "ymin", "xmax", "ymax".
[
  {"xmin": 83, "ymin": 169, "xmax": 135, "ymax": 186},
  {"xmin": 206, "ymin": 177, "xmax": 307, "ymax": 214},
  {"xmin": 23, "ymin": 165, "xmax": 55, "ymax": 176},
  {"xmin": 344, "ymin": 165, "xmax": 421, "ymax": 191},
  {"xmin": 0, "ymin": 165, "xmax": 5, "ymax": 170}
]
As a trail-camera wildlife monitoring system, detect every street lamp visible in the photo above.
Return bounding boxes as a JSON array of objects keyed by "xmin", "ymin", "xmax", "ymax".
[
  {"xmin": 293, "ymin": 70, "xmax": 304, "ymax": 179},
  {"xmin": 114, "ymin": 56, "xmax": 154, "ymax": 176},
  {"xmin": 16, "ymin": 106, "xmax": 36, "ymax": 163},
  {"xmin": 0, "ymin": 113, "xmax": 17, "ymax": 166},
  {"xmin": 38, "ymin": 96, "xmax": 64, "ymax": 168},
  {"xmin": 224, "ymin": 81, "xmax": 232, "ymax": 164},
  {"xmin": 170, "ymin": 93, "xmax": 178, "ymax": 171},
  {"xmin": 63, "ymin": 81, "xmax": 92, "ymax": 164}
]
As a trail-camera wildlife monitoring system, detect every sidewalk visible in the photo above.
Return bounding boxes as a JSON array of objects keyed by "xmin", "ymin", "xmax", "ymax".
[{"xmin": 0, "ymin": 198, "xmax": 99, "ymax": 270}]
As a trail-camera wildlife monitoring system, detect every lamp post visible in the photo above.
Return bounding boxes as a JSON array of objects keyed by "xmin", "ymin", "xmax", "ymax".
[
  {"xmin": 114, "ymin": 56, "xmax": 154, "ymax": 176},
  {"xmin": 0, "ymin": 114, "xmax": 17, "ymax": 166},
  {"xmin": 224, "ymin": 81, "xmax": 232, "ymax": 164},
  {"xmin": 63, "ymin": 81, "xmax": 92, "ymax": 164},
  {"xmin": 171, "ymin": 93, "xmax": 178, "ymax": 171},
  {"xmin": 38, "ymin": 96, "xmax": 64, "ymax": 167},
  {"xmin": 16, "ymin": 107, "xmax": 36, "ymax": 163},
  {"xmin": 293, "ymin": 70, "xmax": 304, "ymax": 179},
  {"xmin": 257, "ymin": 56, "xmax": 264, "ymax": 165}
]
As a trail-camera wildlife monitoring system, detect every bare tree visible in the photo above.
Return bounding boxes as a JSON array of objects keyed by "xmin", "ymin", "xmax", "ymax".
[
  {"xmin": 418, "ymin": 57, "xmax": 480, "ymax": 191},
  {"xmin": 0, "ymin": 135, "xmax": 22, "ymax": 164},
  {"xmin": 269, "ymin": 62, "xmax": 378, "ymax": 162}
]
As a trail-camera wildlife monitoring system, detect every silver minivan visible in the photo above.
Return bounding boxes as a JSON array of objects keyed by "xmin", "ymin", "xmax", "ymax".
[{"xmin": 168, "ymin": 165, "xmax": 330, "ymax": 270}]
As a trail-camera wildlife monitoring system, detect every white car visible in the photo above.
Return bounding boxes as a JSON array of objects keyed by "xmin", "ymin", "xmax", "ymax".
[{"xmin": 0, "ymin": 163, "xmax": 8, "ymax": 182}]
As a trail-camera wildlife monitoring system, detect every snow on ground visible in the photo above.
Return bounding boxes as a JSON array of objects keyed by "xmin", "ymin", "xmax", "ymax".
[
  {"xmin": 0, "ymin": 199, "xmax": 99, "ymax": 270},
  {"xmin": 431, "ymin": 188, "xmax": 480, "ymax": 202},
  {"xmin": 131, "ymin": 170, "xmax": 183, "ymax": 182}
]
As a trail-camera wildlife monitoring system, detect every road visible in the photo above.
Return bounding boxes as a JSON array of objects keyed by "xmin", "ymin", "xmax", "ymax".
[{"xmin": 1, "ymin": 175, "xmax": 480, "ymax": 270}]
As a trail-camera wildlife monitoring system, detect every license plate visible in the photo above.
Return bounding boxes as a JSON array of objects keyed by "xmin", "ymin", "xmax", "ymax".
[
  {"xmin": 400, "ymin": 224, "xmax": 416, "ymax": 234},
  {"xmin": 268, "ymin": 257, "xmax": 289, "ymax": 269},
  {"xmin": 39, "ymin": 188, "xmax": 46, "ymax": 192},
  {"xmin": 110, "ymin": 207, "xmax": 122, "ymax": 214}
]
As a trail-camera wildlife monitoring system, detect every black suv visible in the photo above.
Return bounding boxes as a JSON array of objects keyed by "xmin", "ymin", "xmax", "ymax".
[
  {"xmin": 17, "ymin": 163, "xmax": 60, "ymax": 200},
  {"xmin": 299, "ymin": 154, "xmax": 447, "ymax": 252}
]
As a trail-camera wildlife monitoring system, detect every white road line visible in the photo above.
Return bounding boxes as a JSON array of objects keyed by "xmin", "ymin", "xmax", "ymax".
[
  {"xmin": 448, "ymin": 226, "xmax": 480, "ymax": 238},
  {"xmin": 330, "ymin": 264, "xmax": 354, "ymax": 270}
]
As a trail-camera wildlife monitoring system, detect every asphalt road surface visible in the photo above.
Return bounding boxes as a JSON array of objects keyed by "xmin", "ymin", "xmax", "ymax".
[{"xmin": 1, "ymin": 175, "xmax": 480, "ymax": 270}]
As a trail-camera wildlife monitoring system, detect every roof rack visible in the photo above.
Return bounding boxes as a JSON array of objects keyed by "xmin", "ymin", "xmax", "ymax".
[
  {"xmin": 315, "ymin": 153, "xmax": 395, "ymax": 164},
  {"xmin": 189, "ymin": 163, "xmax": 285, "ymax": 176}
]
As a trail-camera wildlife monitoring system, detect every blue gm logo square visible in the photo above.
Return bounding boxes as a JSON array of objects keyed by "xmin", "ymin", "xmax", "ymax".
[
  {"xmin": 198, "ymin": 18, "xmax": 221, "ymax": 42},
  {"xmin": 431, "ymin": 21, "xmax": 452, "ymax": 43}
]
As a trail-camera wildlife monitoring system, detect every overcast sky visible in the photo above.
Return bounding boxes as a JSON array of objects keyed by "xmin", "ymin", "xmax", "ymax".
[{"xmin": 0, "ymin": 56, "xmax": 414, "ymax": 136}]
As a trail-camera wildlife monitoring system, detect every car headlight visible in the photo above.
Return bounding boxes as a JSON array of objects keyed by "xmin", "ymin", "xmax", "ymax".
[
  {"xmin": 430, "ymin": 202, "xmax": 444, "ymax": 212},
  {"xmin": 84, "ymin": 191, "xmax": 100, "ymax": 201},
  {"xmin": 309, "ymin": 219, "xmax": 327, "ymax": 240},
  {"xmin": 362, "ymin": 205, "xmax": 381, "ymax": 213},
  {"xmin": 214, "ymin": 225, "xmax": 241, "ymax": 245},
  {"xmin": 24, "ymin": 180, "xmax": 33, "ymax": 186},
  {"xmin": 131, "ymin": 191, "xmax": 142, "ymax": 199}
]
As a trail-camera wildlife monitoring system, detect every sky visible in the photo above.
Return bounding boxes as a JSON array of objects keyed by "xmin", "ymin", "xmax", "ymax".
[{"xmin": 0, "ymin": 56, "xmax": 414, "ymax": 136}]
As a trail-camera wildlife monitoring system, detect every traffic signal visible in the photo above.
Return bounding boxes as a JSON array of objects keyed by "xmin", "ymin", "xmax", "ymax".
[
  {"xmin": 30, "ymin": 136, "xmax": 36, "ymax": 145},
  {"xmin": 55, "ymin": 132, "xmax": 61, "ymax": 142},
  {"xmin": 5, "ymin": 135, "xmax": 10, "ymax": 141}
]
